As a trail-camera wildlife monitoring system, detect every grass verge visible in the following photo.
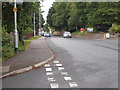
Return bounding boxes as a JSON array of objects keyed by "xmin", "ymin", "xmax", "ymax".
[
  {"xmin": 72, "ymin": 31, "xmax": 89, "ymax": 35},
  {"xmin": 29, "ymin": 36, "xmax": 40, "ymax": 40},
  {"xmin": 18, "ymin": 40, "xmax": 31, "ymax": 52}
]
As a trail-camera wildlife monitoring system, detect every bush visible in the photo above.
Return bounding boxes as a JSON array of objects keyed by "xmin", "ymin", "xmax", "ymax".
[
  {"xmin": 2, "ymin": 27, "xmax": 15, "ymax": 60},
  {"xmin": 109, "ymin": 25, "xmax": 120, "ymax": 33},
  {"xmin": 25, "ymin": 27, "xmax": 33, "ymax": 34}
]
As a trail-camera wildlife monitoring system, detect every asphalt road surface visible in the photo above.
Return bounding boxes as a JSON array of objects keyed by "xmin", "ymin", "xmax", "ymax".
[{"xmin": 2, "ymin": 37, "xmax": 118, "ymax": 88}]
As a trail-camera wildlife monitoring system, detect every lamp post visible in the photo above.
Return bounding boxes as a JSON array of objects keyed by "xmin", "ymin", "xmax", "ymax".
[
  {"xmin": 38, "ymin": 2, "xmax": 41, "ymax": 36},
  {"xmin": 34, "ymin": 13, "xmax": 36, "ymax": 37},
  {"xmin": 14, "ymin": 0, "xmax": 18, "ymax": 53},
  {"xmin": 10, "ymin": 0, "xmax": 23, "ymax": 53}
]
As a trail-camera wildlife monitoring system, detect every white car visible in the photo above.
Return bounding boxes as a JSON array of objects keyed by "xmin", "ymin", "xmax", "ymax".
[
  {"xmin": 63, "ymin": 32, "xmax": 72, "ymax": 38},
  {"xmin": 44, "ymin": 32, "xmax": 51, "ymax": 37}
]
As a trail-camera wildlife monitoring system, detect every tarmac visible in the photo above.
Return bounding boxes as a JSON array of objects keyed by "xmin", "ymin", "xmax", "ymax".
[{"xmin": 0, "ymin": 37, "xmax": 55, "ymax": 78}]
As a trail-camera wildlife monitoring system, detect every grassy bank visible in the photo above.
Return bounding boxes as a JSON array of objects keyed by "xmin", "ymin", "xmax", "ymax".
[
  {"xmin": 29, "ymin": 36, "xmax": 40, "ymax": 40},
  {"xmin": 2, "ymin": 40, "xmax": 31, "ymax": 61},
  {"xmin": 18, "ymin": 40, "xmax": 31, "ymax": 52},
  {"xmin": 18, "ymin": 36, "xmax": 40, "ymax": 51},
  {"xmin": 72, "ymin": 31, "xmax": 89, "ymax": 35}
]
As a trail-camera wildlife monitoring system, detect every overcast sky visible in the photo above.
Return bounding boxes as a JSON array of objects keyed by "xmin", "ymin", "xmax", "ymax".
[{"xmin": 41, "ymin": 0, "xmax": 55, "ymax": 23}]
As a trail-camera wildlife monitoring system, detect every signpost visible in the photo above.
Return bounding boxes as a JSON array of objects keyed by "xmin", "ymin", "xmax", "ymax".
[
  {"xmin": 80, "ymin": 28, "xmax": 84, "ymax": 32},
  {"xmin": 13, "ymin": 7, "xmax": 17, "ymax": 12},
  {"xmin": 87, "ymin": 28, "xmax": 93, "ymax": 32},
  {"xmin": 105, "ymin": 33, "xmax": 110, "ymax": 39}
]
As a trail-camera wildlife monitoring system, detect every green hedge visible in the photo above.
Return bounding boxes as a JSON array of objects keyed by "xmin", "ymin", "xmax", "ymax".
[
  {"xmin": 2, "ymin": 27, "xmax": 15, "ymax": 60},
  {"xmin": 109, "ymin": 25, "xmax": 120, "ymax": 33}
]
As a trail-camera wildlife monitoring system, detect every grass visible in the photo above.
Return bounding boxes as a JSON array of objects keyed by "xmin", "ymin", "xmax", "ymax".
[
  {"xmin": 0, "ymin": 58, "xmax": 2, "ymax": 62},
  {"xmin": 18, "ymin": 40, "xmax": 31, "ymax": 52},
  {"xmin": 72, "ymin": 31, "xmax": 89, "ymax": 35},
  {"xmin": 29, "ymin": 36, "xmax": 40, "ymax": 40}
]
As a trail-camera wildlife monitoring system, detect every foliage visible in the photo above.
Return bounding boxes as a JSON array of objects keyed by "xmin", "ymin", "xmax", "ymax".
[
  {"xmin": 2, "ymin": 27, "xmax": 14, "ymax": 60},
  {"xmin": 72, "ymin": 31, "xmax": 89, "ymax": 35},
  {"xmin": 47, "ymin": 2, "xmax": 119, "ymax": 32},
  {"xmin": 109, "ymin": 25, "xmax": 120, "ymax": 33},
  {"xmin": 29, "ymin": 36, "xmax": 40, "ymax": 40},
  {"xmin": 2, "ymin": 2, "xmax": 44, "ymax": 41},
  {"xmin": 2, "ymin": 2, "xmax": 44, "ymax": 60},
  {"xmin": 18, "ymin": 40, "xmax": 31, "ymax": 52},
  {"xmin": 25, "ymin": 27, "xmax": 33, "ymax": 34}
]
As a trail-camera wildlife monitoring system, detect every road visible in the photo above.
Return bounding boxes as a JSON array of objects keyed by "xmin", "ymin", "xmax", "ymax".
[{"xmin": 2, "ymin": 37, "xmax": 118, "ymax": 88}]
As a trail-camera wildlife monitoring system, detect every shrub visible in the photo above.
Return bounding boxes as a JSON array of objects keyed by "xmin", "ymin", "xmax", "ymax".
[
  {"xmin": 109, "ymin": 25, "xmax": 120, "ymax": 33},
  {"xmin": 2, "ymin": 27, "xmax": 15, "ymax": 60},
  {"xmin": 25, "ymin": 27, "xmax": 33, "ymax": 34}
]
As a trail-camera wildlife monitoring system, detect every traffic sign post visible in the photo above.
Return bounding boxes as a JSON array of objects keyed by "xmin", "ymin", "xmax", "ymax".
[
  {"xmin": 80, "ymin": 28, "xmax": 85, "ymax": 32},
  {"xmin": 105, "ymin": 33, "xmax": 110, "ymax": 39},
  {"xmin": 13, "ymin": 7, "xmax": 17, "ymax": 12}
]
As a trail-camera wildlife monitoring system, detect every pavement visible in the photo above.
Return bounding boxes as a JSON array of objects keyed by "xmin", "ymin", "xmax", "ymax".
[{"xmin": 0, "ymin": 37, "xmax": 55, "ymax": 78}]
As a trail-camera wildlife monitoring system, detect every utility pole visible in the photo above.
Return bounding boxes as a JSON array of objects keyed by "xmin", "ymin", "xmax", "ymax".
[
  {"xmin": 39, "ymin": 2, "xmax": 41, "ymax": 36},
  {"xmin": 34, "ymin": 13, "xmax": 36, "ymax": 37},
  {"xmin": 14, "ymin": 0, "xmax": 18, "ymax": 53}
]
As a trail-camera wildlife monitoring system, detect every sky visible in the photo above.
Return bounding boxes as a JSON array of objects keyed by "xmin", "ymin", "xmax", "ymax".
[{"xmin": 41, "ymin": 0, "xmax": 55, "ymax": 24}]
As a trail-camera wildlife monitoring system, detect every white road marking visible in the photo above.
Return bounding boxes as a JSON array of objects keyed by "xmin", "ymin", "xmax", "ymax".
[
  {"xmin": 58, "ymin": 67, "xmax": 64, "ymax": 71},
  {"xmin": 46, "ymin": 68, "xmax": 52, "ymax": 71},
  {"xmin": 64, "ymin": 76, "xmax": 72, "ymax": 81},
  {"xmin": 56, "ymin": 64, "xmax": 62, "ymax": 67},
  {"xmin": 61, "ymin": 72, "xmax": 68, "ymax": 76},
  {"xmin": 44, "ymin": 64, "xmax": 50, "ymax": 67},
  {"xmin": 68, "ymin": 82, "xmax": 78, "ymax": 88},
  {"xmin": 50, "ymin": 83, "xmax": 59, "ymax": 88},
  {"xmin": 46, "ymin": 72, "xmax": 53, "ymax": 75},
  {"xmin": 48, "ymin": 77, "xmax": 55, "ymax": 82},
  {"xmin": 53, "ymin": 61, "xmax": 60, "ymax": 64}
]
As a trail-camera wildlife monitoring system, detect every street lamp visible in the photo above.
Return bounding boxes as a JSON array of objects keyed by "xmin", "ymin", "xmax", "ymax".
[
  {"xmin": 38, "ymin": 1, "xmax": 42, "ymax": 36},
  {"xmin": 34, "ymin": 13, "xmax": 36, "ymax": 37},
  {"xmin": 9, "ymin": 0, "xmax": 23, "ymax": 53},
  {"xmin": 14, "ymin": 0, "xmax": 18, "ymax": 53}
]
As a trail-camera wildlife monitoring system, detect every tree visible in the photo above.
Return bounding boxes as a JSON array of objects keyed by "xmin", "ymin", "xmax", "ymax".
[
  {"xmin": 47, "ymin": 2, "xmax": 119, "ymax": 32},
  {"xmin": 2, "ymin": 2, "xmax": 44, "ymax": 41}
]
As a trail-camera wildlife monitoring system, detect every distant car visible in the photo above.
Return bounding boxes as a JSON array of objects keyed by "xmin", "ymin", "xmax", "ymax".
[
  {"xmin": 44, "ymin": 32, "xmax": 51, "ymax": 37},
  {"xmin": 63, "ymin": 32, "xmax": 72, "ymax": 38}
]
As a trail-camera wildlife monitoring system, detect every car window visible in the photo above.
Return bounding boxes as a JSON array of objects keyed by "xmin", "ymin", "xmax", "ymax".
[{"xmin": 64, "ymin": 32, "xmax": 70, "ymax": 34}]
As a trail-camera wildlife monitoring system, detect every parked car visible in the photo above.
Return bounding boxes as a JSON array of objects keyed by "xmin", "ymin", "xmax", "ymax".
[
  {"xmin": 44, "ymin": 32, "xmax": 51, "ymax": 37},
  {"xmin": 63, "ymin": 31, "xmax": 72, "ymax": 38}
]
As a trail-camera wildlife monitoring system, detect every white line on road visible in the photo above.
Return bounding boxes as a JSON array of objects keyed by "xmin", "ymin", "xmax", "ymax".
[
  {"xmin": 53, "ymin": 61, "xmax": 60, "ymax": 64},
  {"xmin": 48, "ymin": 77, "xmax": 56, "ymax": 82},
  {"xmin": 68, "ymin": 82, "xmax": 78, "ymax": 88},
  {"xmin": 58, "ymin": 67, "xmax": 64, "ymax": 71},
  {"xmin": 50, "ymin": 83, "xmax": 59, "ymax": 88},
  {"xmin": 46, "ymin": 72, "xmax": 53, "ymax": 75},
  {"xmin": 56, "ymin": 64, "xmax": 62, "ymax": 67},
  {"xmin": 64, "ymin": 76, "xmax": 72, "ymax": 81},
  {"xmin": 61, "ymin": 72, "xmax": 68, "ymax": 76},
  {"xmin": 46, "ymin": 68, "xmax": 52, "ymax": 72}
]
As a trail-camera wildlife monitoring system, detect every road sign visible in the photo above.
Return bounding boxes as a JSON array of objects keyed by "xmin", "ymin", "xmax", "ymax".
[
  {"xmin": 80, "ymin": 28, "xmax": 84, "ymax": 32},
  {"xmin": 106, "ymin": 33, "xmax": 110, "ymax": 39},
  {"xmin": 13, "ymin": 7, "xmax": 17, "ymax": 12},
  {"xmin": 87, "ymin": 28, "xmax": 93, "ymax": 32}
]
